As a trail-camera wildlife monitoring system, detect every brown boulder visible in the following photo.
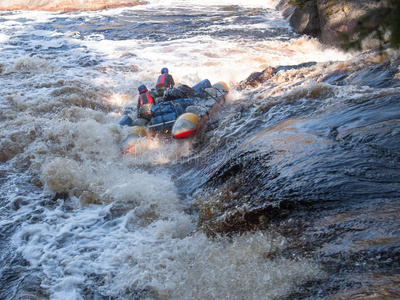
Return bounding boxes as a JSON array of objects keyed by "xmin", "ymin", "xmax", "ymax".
[
  {"xmin": 289, "ymin": 0, "xmax": 321, "ymax": 38},
  {"xmin": 316, "ymin": 0, "xmax": 385, "ymax": 46}
]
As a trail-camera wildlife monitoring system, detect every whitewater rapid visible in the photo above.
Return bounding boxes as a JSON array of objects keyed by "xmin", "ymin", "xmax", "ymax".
[{"xmin": 0, "ymin": 0, "xmax": 357, "ymax": 299}]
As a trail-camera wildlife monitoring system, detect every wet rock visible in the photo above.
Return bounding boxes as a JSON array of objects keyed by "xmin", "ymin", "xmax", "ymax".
[
  {"xmin": 322, "ymin": 69, "xmax": 349, "ymax": 85},
  {"xmin": 322, "ymin": 58, "xmax": 400, "ymax": 88},
  {"xmin": 275, "ymin": 0, "xmax": 296, "ymax": 20},
  {"xmin": 344, "ymin": 59, "xmax": 400, "ymax": 88},
  {"xmin": 237, "ymin": 67, "xmax": 275, "ymax": 90},
  {"xmin": 195, "ymin": 87, "xmax": 400, "ymax": 238},
  {"xmin": 272, "ymin": 61, "xmax": 317, "ymax": 75},
  {"xmin": 238, "ymin": 62, "xmax": 317, "ymax": 90},
  {"xmin": 289, "ymin": 0, "xmax": 321, "ymax": 38}
]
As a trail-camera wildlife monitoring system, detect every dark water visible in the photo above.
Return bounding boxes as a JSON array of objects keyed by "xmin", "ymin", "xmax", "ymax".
[
  {"xmin": 173, "ymin": 56, "xmax": 400, "ymax": 298},
  {"xmin": 1, "ymin": 1, "xmax": 400, "ymax": 299}
]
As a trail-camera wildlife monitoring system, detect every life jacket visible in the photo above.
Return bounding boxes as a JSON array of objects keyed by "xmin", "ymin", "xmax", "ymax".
[
  {"xmin": 139, "ymin": 89, "xmax": 154, "ymax": 106},
  {"xmin": 156, "ymin": 73, "xmax": 171, "ymax": 88}
]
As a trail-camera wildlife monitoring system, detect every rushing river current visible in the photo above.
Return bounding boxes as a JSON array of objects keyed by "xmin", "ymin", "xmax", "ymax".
[{"xmin": 1, "ymin": 0, "xmax": 400, "ymax": 299}]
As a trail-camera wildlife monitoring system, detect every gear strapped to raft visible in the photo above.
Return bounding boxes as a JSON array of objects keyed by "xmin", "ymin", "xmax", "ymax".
[{"xmin": 150, "ymin": 98, "xmax": 196, "ymax": 130}]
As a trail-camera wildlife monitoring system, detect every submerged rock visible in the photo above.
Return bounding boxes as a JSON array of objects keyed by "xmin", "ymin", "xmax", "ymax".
[{"xmin": 197, "ymin": 53, "xmax": 400, "ymax": 237}]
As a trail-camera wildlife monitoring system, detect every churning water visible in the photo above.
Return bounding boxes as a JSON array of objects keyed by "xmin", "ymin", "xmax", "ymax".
[{"xmin": 1, "ymin": 0, "xmax": 399, "ymax": 299}]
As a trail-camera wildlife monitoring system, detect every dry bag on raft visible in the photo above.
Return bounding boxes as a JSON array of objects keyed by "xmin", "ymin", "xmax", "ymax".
[
  {"xmin": 150, "ymin": 98, "xmax": 195, "ymax": 130},
  {"xmin": 192, "ymin": 79, "xmax": 212, "ymax": 97}
]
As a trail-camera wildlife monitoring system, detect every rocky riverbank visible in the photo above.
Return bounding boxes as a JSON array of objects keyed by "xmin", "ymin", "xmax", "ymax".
[
  {"xmin": 275, "ymin": 0, "xmax": 391, "ymax": 49},
  {"xmin": 0, "ymin": 0, "xmax": 143, "ymax": 12}
]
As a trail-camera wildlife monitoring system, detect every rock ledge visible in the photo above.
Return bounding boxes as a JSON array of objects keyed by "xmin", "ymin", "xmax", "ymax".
[{"xmin": 276, "ymin": 0, "xmax": 388, "ymax": 48}]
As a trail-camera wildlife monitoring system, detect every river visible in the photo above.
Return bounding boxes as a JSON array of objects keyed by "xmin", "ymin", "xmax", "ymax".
[{"xmin": 0, "ymin": 0, "xmax": 399, "ymax": 299}]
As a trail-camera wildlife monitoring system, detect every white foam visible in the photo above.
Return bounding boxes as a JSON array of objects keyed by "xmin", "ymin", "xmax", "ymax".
[
  {"xmin": 144, "ymin": 0, "xmax": 276, "ymax": 9},
  {"xmin": 12, "ymin": 203, "xmax": 323, "ymax": 299},
  {"xmin": 0, "ymin": 33, "xmax": 10, "ymax": 43}
]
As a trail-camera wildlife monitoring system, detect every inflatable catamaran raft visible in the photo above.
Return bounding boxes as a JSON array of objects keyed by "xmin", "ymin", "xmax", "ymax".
[{"xmin": 120, "ymin": 79, "xmax": 229, "ymax": 152}]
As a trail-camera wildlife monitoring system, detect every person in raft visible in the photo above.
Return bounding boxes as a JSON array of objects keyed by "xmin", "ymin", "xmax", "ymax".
[
  {"xmin": 156, "ymin": 67, "xmax": 175, "ymax": 97},
  {"xmin": 137, "ymin": 84, "xmax": 157, "ymax": 121}
]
